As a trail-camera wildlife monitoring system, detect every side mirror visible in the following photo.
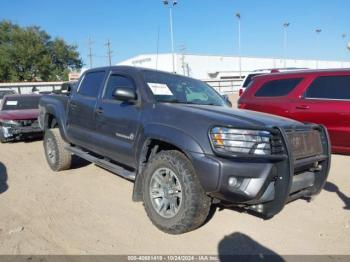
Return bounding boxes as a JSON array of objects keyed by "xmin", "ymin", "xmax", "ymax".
[
  {"xmin": 113, "ymin": 87, "xmax": 137, "ymax": 102},
  {"xmin": 222, "ymin": 94, "xmax": 232, "ymax": 107}
]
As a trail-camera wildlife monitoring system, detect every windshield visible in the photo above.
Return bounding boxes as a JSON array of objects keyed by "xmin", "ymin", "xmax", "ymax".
[
  {"xmin": 142, "ymin": 70, "xmax": 226, "ymax": 106},
  {"xmin": 2, "ymin": 96, "xmax": 41, "ymax": 110}
]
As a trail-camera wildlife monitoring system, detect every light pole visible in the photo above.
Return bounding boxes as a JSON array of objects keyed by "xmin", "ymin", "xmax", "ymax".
[
  {"xmin": 236, "ymin": 12, "xmax": 242, "ymax": 79},
  {"xmin": 283, "ymin": 22, "xmax": 290, "ymax": 68},
  {"xmin": 163, "ymin": 0, "xmax": 177, "ymax": 73},
  {"xmin": 315, "ymin": 29, "xmax": 322, "ymax": 69}
]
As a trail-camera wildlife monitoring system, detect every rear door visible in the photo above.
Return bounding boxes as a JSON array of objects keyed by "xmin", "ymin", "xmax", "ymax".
[
  {"xmin": 66, "ymin": 70, "xmax": 106, "ymax": 150},
  {"xmin": 243, "ymin": 77, "xmax": 303, "ymax": 118},
  {"xmin": 93, "ymin": 71, "xmax": 142, "ymax": 168},
  {"xmin": 292, "ymin": 75, "xmax": 350, "ymax": 150}
]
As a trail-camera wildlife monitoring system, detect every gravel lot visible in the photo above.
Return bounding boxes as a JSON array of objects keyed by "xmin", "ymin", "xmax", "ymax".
[{"xmin": 0, "ymin": 94, "xmax": 349, "ymax": 256}]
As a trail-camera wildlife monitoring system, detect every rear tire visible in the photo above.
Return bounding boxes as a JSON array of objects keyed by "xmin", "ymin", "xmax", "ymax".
[
  {"xmin": 142, "ymin": 150, "xmax": 211, "ymax": 234},
  {"xmin": 44, "ymin": 128, "xmax": 72, "ymax": 171}
]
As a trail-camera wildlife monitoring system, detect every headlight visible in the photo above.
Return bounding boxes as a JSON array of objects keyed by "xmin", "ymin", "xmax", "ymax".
[
  {"xmin": 210, "ymin": 127, "xmax": 272, "ymax": 155},
  {"xmin": 0, "ymin": 120, "xmax": 21, "ymax": 126}
]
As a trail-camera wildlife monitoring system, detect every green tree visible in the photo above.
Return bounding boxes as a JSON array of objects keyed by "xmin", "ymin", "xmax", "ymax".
[{"xmin": 0, "ymin": 20, "xmax": 82, "ymax": 82}]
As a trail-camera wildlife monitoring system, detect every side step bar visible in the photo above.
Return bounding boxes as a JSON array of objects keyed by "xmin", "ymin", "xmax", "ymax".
[{"xmin": 66, "ymin": 146, "xmax": 136, "ymax": 181}]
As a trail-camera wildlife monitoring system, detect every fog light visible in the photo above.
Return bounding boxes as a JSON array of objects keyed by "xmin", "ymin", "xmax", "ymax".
[{"xmin": 228, "ymin": 177, "xmax": 239, "ymax": 188}]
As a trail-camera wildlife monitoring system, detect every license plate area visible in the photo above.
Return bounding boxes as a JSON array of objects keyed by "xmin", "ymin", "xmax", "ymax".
[{"xmin": 287, "ymin": 130, "xmax": 323, "ymax": 160}]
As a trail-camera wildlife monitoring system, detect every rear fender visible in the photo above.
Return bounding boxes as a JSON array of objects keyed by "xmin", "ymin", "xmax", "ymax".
[{"xmin": 41, "ymin": 103, "xmax": 69, "ymax": 142}]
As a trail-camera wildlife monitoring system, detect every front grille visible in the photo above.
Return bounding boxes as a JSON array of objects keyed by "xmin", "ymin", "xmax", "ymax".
[
  {"xmin": 18, "ymin": 119, "xmax": 38, "ymax": 127},
  {"xmin": 286, "ymin": 130, "xmax": 323, "ymax": 160},
  {"xmin": 271, "ymin": 133, "xmax": 284, "ymax": 155}
]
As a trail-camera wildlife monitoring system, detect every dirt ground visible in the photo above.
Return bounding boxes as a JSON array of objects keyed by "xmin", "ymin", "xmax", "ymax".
[{"xmin": 0, "ymin": 94, "xmax": 349, "ymax": 256}]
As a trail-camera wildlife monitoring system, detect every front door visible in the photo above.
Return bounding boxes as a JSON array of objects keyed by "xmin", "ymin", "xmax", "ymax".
[{"xmin": 94, "ymin": 72, "xmax": 141, "ymax": 168}]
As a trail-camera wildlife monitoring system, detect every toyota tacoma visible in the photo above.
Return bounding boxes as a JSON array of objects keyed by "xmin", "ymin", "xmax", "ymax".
[{"xmin": 38, "ymin": 66, "xmax": 331, "ymax": 234}]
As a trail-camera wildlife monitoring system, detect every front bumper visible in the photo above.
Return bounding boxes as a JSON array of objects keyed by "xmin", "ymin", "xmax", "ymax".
[
  {"xmin": 190, "ymin": 125, "xmax": 331, "ymax": 218},
  {"xmin": 1, "ymin": 121, "xmax": 43, "ymax": 141}
]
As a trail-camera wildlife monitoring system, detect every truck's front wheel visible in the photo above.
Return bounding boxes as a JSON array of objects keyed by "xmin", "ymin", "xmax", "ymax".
[
  {"xmin": 44, "ymin": 128, "xmax": 72, "ymax": 171},
  {"xmin": 142, "ymin": 150, "xmax": 211, "ymax": 234}
]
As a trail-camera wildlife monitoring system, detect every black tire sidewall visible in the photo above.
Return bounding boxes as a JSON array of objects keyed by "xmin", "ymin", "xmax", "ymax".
[
  {"xmin": 142, "ymin": 150, "xmax": 210, "ymax": 234},
  {"xmin": 143, "ymin": 157, "xmax": 188, "ymax": 227},
  {"xmin": 43, "ymin": 129, "xmax": 59, "ymax": 171}
]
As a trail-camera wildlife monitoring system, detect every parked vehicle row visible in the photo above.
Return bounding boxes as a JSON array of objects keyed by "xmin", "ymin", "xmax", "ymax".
[
  {"xmin": 238, "ymin": 69, "xmax": 350, "ymax": 154},
  {"xmin": 38, "ymin": 66, "xmax": 330, "ymax": 234}
]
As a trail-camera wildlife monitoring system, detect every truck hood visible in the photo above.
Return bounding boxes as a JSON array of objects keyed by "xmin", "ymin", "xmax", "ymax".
[
  {"xmin": 0, "ymin": 109, "xmax": 40, "ymax": 121},
  {"xmin": 158, "ymin": 103, "xmax": 302, "ymax": 128}
]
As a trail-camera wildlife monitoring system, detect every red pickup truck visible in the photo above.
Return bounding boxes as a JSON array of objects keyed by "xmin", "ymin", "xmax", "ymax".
[
  {"xmin": 238, "ymin": 69, "xmax": 350, "ymax": 154},
  {"xmin": 0, "ymin": 94, "xmax": 42, "ymax": 143}
]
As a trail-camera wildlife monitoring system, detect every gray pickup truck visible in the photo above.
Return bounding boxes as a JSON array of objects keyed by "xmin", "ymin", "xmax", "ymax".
[{"xmin": 39, "ymin": 66, "xmax": 331, "ymax": 234}]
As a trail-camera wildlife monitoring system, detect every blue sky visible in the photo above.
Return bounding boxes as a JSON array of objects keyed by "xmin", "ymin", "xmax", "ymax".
[{"xmin": 1, "ymin": 0, "xmax": 349, "ymax": 67}]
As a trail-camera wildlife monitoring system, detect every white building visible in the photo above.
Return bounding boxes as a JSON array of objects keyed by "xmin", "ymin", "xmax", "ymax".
[{"xmin": 119, "ymin": 53, "xmax": 350, "ymax": 79}]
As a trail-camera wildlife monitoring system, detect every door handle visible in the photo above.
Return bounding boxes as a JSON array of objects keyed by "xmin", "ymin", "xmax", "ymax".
[
  {"xmin": 296, "ymin": 105, "xmax": 310, "ymax": 110},
  {"xmin": 70, "ymin": 103, "xmax": 78, "ymax": 109},
  {"xmin": 95, "ymin": 107, "xmax": 104, "ymax": 114}
]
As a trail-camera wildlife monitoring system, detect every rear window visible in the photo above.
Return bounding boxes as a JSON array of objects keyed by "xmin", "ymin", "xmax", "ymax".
[
  {"xmin": 2, "ymin": 96, "xmax": 41, "ymax": 110},
  {"xmin": 255, "ymin": 78, "xmax": 302, "ymax": 97},
  {"xmin": 305, "ymin": 76, "xmax": 350, "ymax": 100},
  {"xmin": 78, "ymin": 71, "xmax": 105, "ymax": 98}
]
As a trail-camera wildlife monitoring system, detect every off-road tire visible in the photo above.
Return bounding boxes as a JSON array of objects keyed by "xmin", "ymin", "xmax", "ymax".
[
  {"xmin": 142, "ymin": 150, "xmax": 211, "ymax": 234},
  {"xmin": 44, "ymin": 128, "xmax": 72, "ymax": 171}
]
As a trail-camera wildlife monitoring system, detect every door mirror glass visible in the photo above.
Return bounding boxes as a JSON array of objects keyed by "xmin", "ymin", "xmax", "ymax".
[{"xmin": 112, "ymin": 87, "xmax": 137, "ymax": 101}]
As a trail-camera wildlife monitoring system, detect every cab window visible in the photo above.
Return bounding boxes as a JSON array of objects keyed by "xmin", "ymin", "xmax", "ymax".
[
  {"xmin": 78, "ymin": 71, "xmax": 105, "ymax": 98},
  {"xmin": 104, "ymin": 75, "xmax": 136, "ymax": 100},
  {"xmin": 255, "ymin": 78, "xmax": 302, "ymax": 97}
]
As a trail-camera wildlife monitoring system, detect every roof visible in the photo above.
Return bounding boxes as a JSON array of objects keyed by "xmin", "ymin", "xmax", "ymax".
[
  {"xmin": 83, "ymin": 65, "xmax": 185, "ymax": 77},
  {"xmin": 254, "ymin": 68, "xmax": 350, "ymax": 80}
]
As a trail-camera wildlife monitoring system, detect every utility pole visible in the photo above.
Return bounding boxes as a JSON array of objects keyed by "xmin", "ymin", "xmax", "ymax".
[
  {"xmin": 315, "ymin": 29, "xmax": 322, "ymax": 69},
  {"xmin": 236, "ymin": 12, "xmax": 242, "ymax": 79},
  {"xmin": 283, "ymin": 22, "xmax": 290, "ymax": 68},
  {"xmin": 105, "ymin": 39, "xmax": 113, "ymax": 66},
  {"xmin": 163, "ymin": 0, "xmax": 177, "ymax": 73},
  {"xmin": 88, "ymin": 37, "xmax": 94, "ymax": 68}
]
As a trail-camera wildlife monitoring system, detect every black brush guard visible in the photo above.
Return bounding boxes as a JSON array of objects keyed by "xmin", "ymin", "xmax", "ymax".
[{"xmin": 248, "ymin": 124, "xmax": 331, "ymax": 218}]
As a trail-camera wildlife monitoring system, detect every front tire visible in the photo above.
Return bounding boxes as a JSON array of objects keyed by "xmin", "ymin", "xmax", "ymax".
[
  {"xmin": 44, "ymin": 128, "xmax": 72, "ymax": 171},
  {"xmin": 142, "ymin": 150, "xmax": 211, "ymax": 234}
]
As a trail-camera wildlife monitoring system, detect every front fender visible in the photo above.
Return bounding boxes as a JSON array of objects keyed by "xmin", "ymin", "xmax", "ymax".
[
  {"xmin": 142, "ymin": 123, "xmax": 205, "ymax": 154},
  {"xmin": 132, "ymin": 124, "xmax": 207, "ymax": 202}
]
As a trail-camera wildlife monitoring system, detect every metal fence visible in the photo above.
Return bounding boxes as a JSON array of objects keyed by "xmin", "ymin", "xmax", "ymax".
[
  {"xmin": 204, "ymin": 79, "xmax": 243, "ymax": 94},
  {"xmin": 0, "ymin": 82, "xmax": 64, "ymax": 94}
]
